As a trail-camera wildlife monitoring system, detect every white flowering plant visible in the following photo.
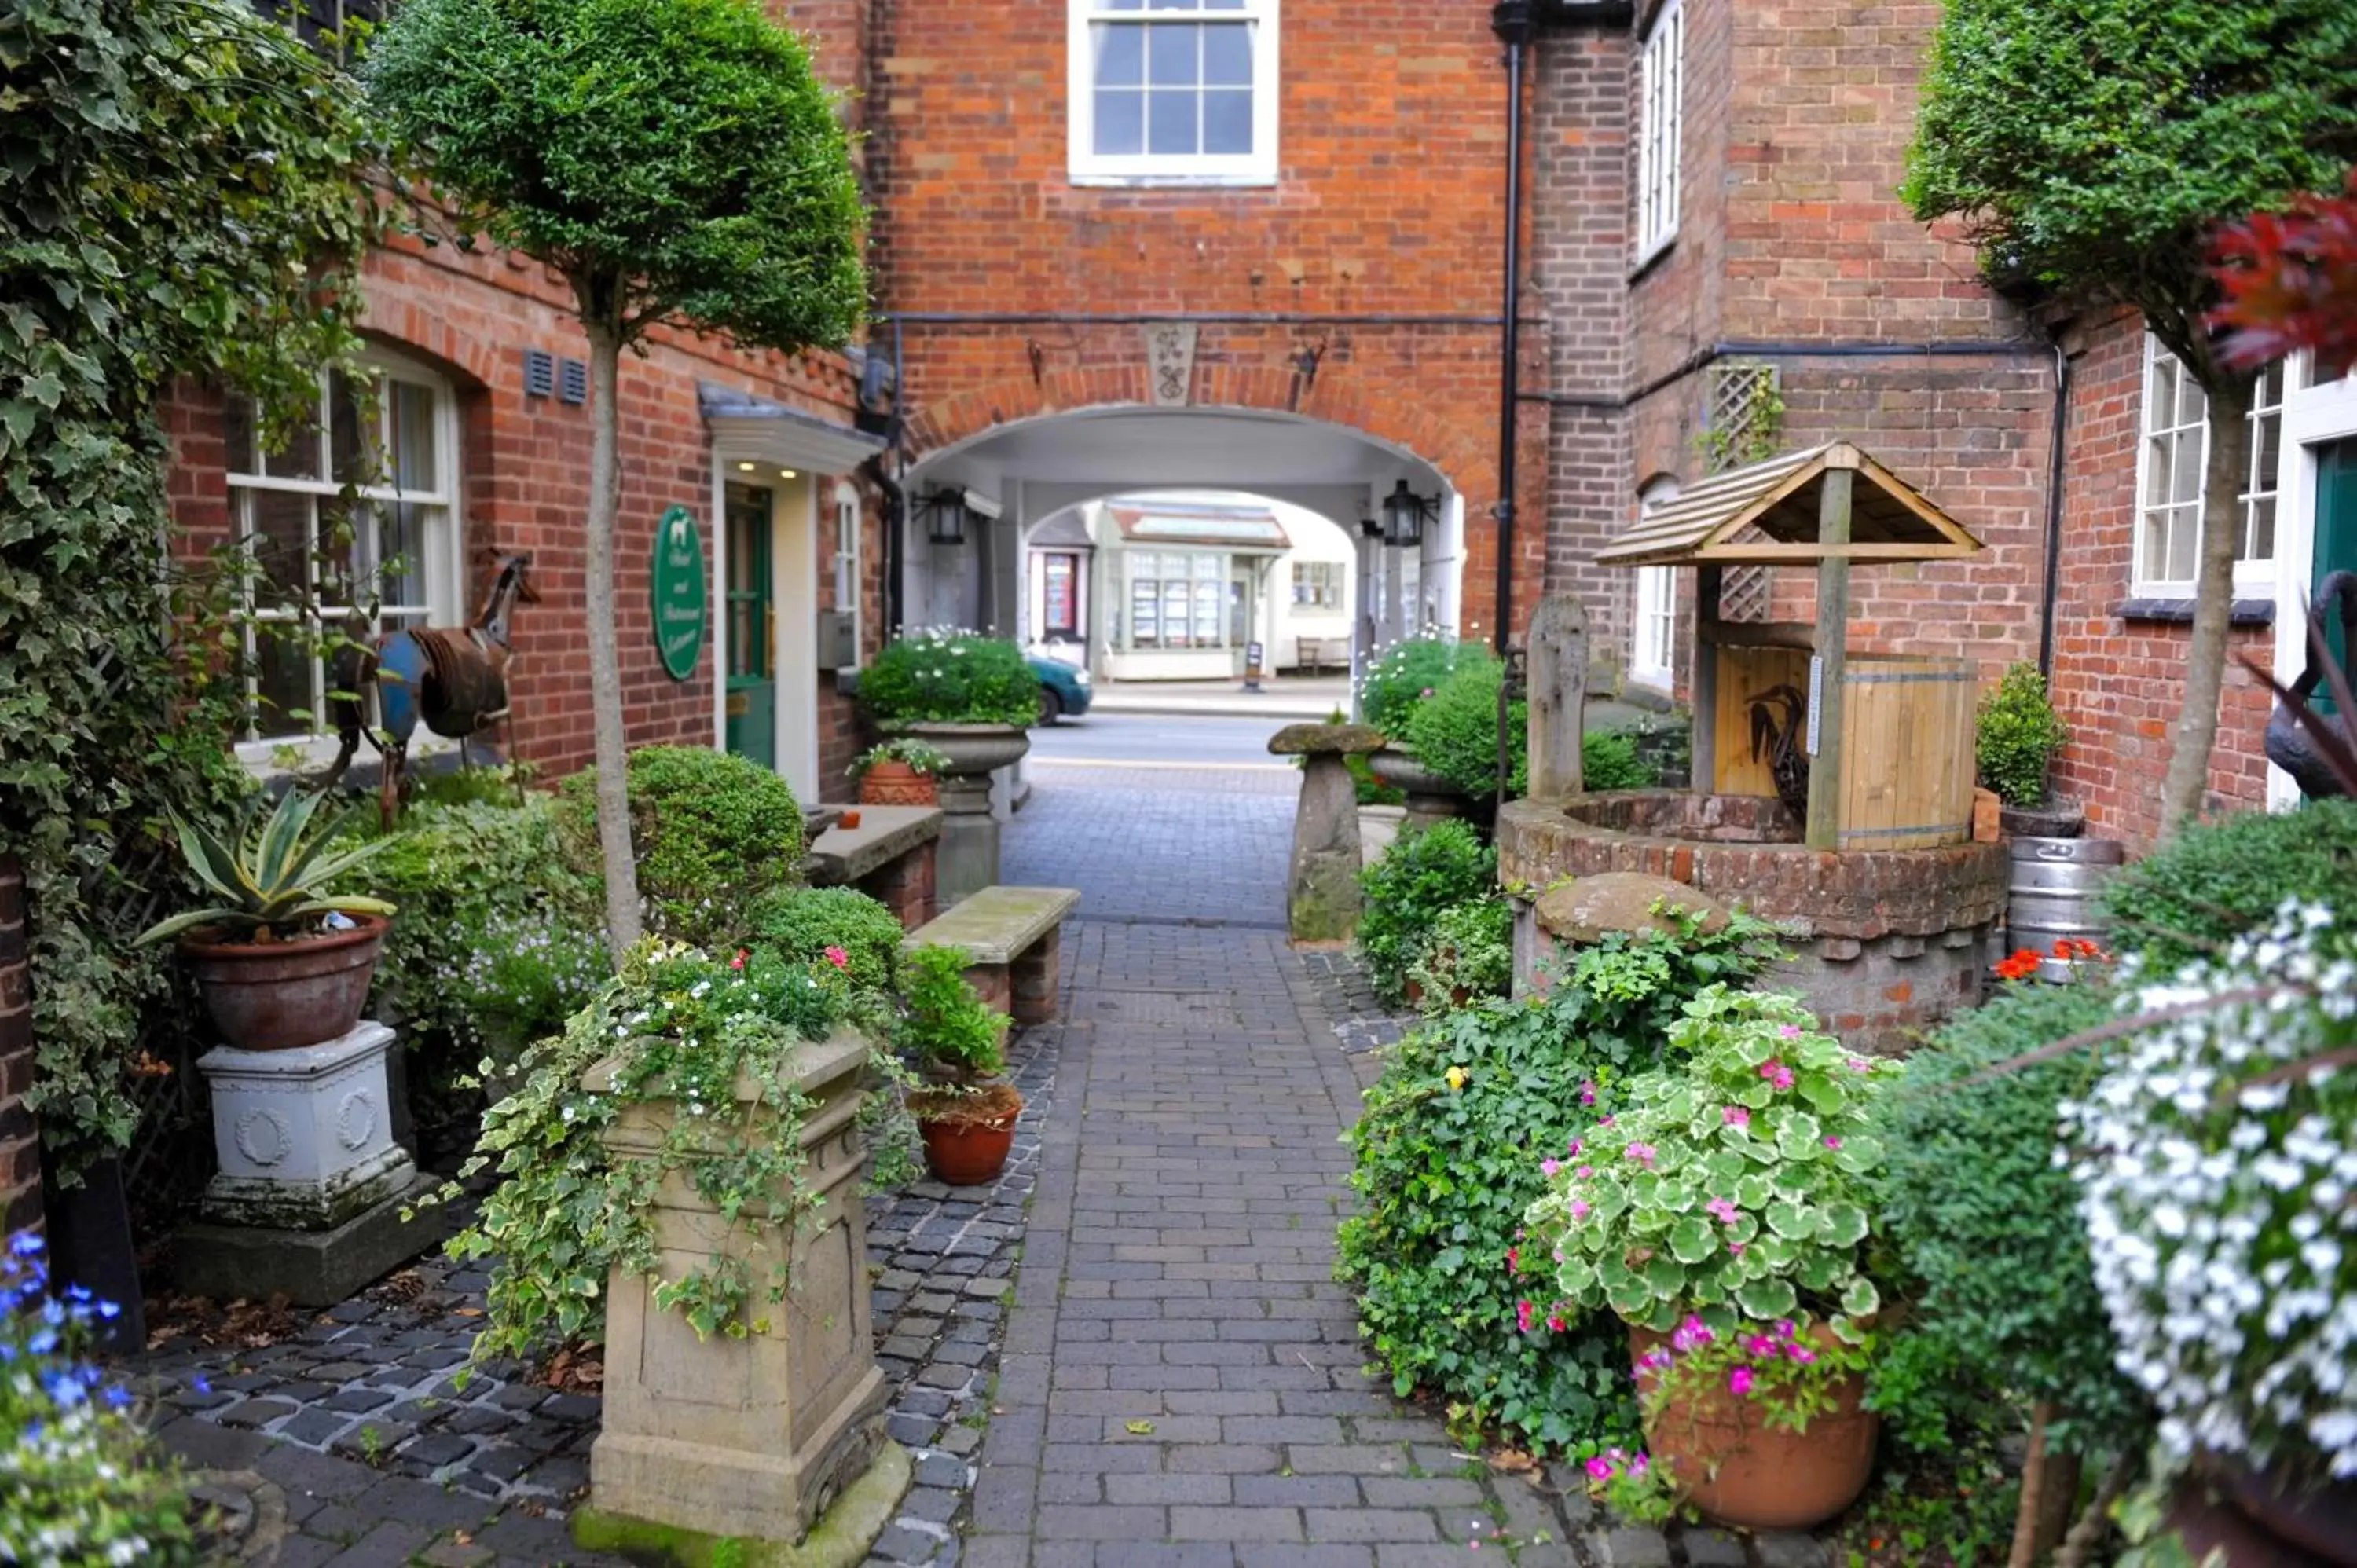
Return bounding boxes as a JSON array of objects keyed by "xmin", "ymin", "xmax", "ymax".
[
  {"xmin": 2063, "ymin": 900, "xmax": 2357, "ymax": 1482},
  {"xmin": 427, "ymin": 939, "xmax": 858, "ymax": 1360},
  {"xmin": 0, "ymin": 1235, "xmax": 201, "ymax": 1567},
  {"xmin": 859, "ymin": 629, "xmax": 1037, "ymax": 728},
  {"xmin": 1523, "ymin": 986, "xmax": 1902, "ymax": 1342}
]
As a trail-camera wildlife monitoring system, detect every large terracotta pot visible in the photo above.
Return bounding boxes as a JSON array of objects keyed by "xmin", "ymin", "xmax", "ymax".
[
  {"xmin": 1630, "ymin": 1324, "xmax": 1879, "ymax": 1531},
  {"xmin": 911, "ymin": 1083, "xmax": 1025, "ymax": 1186},
  {"xmin": 179, "ymin": 914, "xmax": 390, "ymax": 1052},
  {"xmin": 903, "ymin": 721, "xmax": 1032, "ymax": 780},
  {"xmin": 2196, "ymin": 1457, "xmax": 2357, "ymax": 1566},
  {"xmin": 860, "ymin": 762, "xmax": 938, "ymax": 807}
]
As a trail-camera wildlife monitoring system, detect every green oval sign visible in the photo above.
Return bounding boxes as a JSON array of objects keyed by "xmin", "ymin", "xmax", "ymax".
[{"xmin": 651, "ymin": 504, "xmax": 707, "ymax": 682}]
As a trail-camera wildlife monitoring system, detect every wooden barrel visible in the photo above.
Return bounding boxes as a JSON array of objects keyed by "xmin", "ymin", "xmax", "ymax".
[{"xmin": 2007, "ymin": 835, "xmax": 2126, "ymax": 980}]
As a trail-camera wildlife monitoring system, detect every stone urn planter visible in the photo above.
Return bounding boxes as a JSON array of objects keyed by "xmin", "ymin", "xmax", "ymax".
[
  {"xmin": 901, "ymin": 723, "xmax": 1032, "ymax": 908},
  {"xmin": 180, "ymin": 914, "xmax": 390, "ymax": 1052},
  {"xmin": 2165, "ymin": 1458, "xmax": 2357, "ymax": 1568},
  {"xmin": 1630, "ymin": 1324, "xmax": 1879, "ymax": 1531},
  {"xmin": 1366, "ymin": 743, "xmax": 1471, "ymax": 825},
  {"xmin": 574, "ymin": 1026, "xmax": 908, "ymax": 1559}
]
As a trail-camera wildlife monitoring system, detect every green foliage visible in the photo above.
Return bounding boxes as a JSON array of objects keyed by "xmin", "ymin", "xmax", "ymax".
[
  {"xmin": 747, "ymin": 886, "xmax": 905, "ymax": 998},
  {"xmin": 896, "ymin": 945, "xmax": 1008, "ymax": 1077},
  {"xmin": 1974, "ymin": 663, "xmax": 2069, "ymax": 807},
  {"xmin": 1355, "ymin": 819, "xmax": 1497, "ymax": 1005},
  {"xmin": 432, "ymin": 941, "xmax": 852, "ymax": 1360},
  {"xmin": 1525, "ymin": 987, "xmax": 1902, "ymax": 1339},
  {"xmin": 854, "ymin": 738, "xmax": 954, "ymax": 777},
  {"xmin": 367, "ymin": 0, "xmax": 866, "ymax": 354},
  {"xmin": 1337, "ymin": 913, "xmax": 1786, "ymax": 1452},
  {"xmin": 555, "ymin": 746, "xmax": 803, "ymax": 946},
  {"xmin": 1405, "ymin": 658, "xmax": 1527, "ymax": 799},
  {"xmin": 1407, "ymin": 897, "xmax": 1515, "ymax": 1012},
  {"xmin": 2, "ymin": 0, "xmax": 385, "ymax": 1180},
  {"xmin": 1582, "ymin": 730, "xmax": 1659, "ymax": 793},
  {"xmin": 2097, "ymin": 798, "xmax": 2357, "ymax": 969},
  {"xmin": 1317, "ymin": 708, "xmax": 1406, "ymax": 805},
  {"xmin": 135, "ymin": 790, "xmax": 398, "ymax": 944},
  {"xmin": 1868, "ymin": 976, "xmax": 2147, "ymax": 1457},
  {"xmin": 1361, "ymin": 636, "xmax": 1493, "ymax": 740},
  {"xmin": 1902, "ymin": 0, "xmax": 2357, "ymax": 371},
  {"xmin": 1, "ymin": 1236, "xmax": 202, "ymax": 1567},
  {"xmin": 859, "ymin": 632, "xmax": 1040, "ymax": 729}
]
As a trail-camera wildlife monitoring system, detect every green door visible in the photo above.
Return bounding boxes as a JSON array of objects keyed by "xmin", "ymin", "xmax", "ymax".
[
  {"xmin": 724, "ymin": 484, "xmax": 775, "ymax": 768},
  {"xmin": 2311, "ymin": 441, "xmax": 2357, "ymax": 714}
]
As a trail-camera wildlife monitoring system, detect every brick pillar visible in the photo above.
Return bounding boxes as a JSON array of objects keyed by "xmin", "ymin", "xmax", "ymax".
[
  {"xmin": 1010, "ymin": 925, "xmax": 1061, "ymax": 1028},
  {"xmin": 0, "ymin": 855, "xmax": 44, "ymax": 1244},
  {"xmin": 859, "ymin": 838, "xmax": 937, "ymax": 930}
]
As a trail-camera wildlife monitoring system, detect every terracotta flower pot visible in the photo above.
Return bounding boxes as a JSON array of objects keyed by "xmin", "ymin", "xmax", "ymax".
[
  {"xmin": 911, "ymin": 1083, "xmax": 1025, "ymax": 1186},
  {"xmin": 1629, "ymin": 1324, "xmax": 1879, "ymax": 1531},
  {"xmin": 179, "ymin": 914, "xmax": 390, "ymax": 1052},
  {"xmin": 861, "ymin": 762, "xmax": 938, "ymax": 807},
  {"xmin": 2209, "ymin": 1456, "xmax": 2357, "ymax": 1566}
]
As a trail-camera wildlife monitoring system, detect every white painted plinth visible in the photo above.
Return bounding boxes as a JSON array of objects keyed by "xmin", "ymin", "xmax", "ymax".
[{"xmin": 196, "ymin": 1021, "xmax": 416, "ymax": 1231}]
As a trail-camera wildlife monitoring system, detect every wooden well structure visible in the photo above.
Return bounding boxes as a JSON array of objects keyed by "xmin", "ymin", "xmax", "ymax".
[{"xmin": 1596, "ymin": 441, "xmax": 1985, "ymax": 852}]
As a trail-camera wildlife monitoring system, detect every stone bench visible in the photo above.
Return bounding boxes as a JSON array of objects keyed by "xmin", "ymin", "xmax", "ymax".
[
  {"xmin": 904, "ymin": 885, "xmax": 1080, "ymax": 1028},
  {"xmin": 806, "ymin": 804, "xmax": 944, "ymax": 927}
]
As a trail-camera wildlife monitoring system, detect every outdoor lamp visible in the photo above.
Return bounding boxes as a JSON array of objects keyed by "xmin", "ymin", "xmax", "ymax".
[
  {"xmin": 1381, "ymin": 480, "xmax": 1439, "ymax": 549},
  {"xmin": 1358, "ymin": 515, "xmax": 1381, "ymax": 540},
  {"xmin": 918, "ymin": 488, "xmax": 967, "ymax": 546}
]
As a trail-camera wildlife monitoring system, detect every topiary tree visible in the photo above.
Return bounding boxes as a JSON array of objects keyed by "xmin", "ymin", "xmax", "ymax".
[
  {"xmin": 1902, "ymin": 0, "xmax": 2357, "ymax": 838},
  {"xmin": 367, "ymin": 0, "xmax": 867, "ymax": 960},
  {"xmin": 554, "ymin": 746, "xmax": 805, "ymax": 947}
]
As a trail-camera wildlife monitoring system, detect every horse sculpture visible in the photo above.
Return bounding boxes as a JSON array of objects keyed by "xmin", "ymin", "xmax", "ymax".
[
  {"xmin": 316, "ymin": 552, "xmax": 540, "ymax": 826},
  {"xmin": 2265, "ymin": 570, "xmax": 2357, "ymax": 802}
]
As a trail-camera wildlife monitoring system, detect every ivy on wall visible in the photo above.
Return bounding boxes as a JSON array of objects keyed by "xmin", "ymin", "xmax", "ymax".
[{"xmin": 0, "ymin": 0, "xmax": 386, "ymax": 1180}]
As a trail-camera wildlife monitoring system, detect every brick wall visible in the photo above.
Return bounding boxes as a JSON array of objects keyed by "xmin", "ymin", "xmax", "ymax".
[
  {"xmin": 867, "ymin": 0, "xmax": 1548, "ymax": 643},
  {"xmin": 2048, "ymin": 310, "xmax": 2275, "ymax": 850},
  {"xmin": 0, "ymin": 855, "xmax": 42, "ymax": 1245}
]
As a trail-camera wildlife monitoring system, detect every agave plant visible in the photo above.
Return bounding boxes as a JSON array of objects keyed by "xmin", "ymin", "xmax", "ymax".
[{"xmin": 134, "ymin": 789, "xmax": 398, "ymax": 946}]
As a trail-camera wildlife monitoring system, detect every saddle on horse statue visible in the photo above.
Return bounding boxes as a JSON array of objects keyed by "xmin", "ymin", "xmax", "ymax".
[{"xmin": 315, "ymin": 552, "xmax": 540, "ymax": 826}]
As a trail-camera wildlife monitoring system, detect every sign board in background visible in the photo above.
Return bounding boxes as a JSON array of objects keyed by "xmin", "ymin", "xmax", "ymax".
[{"xmin": 651, "ymin": 504, "xmax": 707, "ymax": 682}]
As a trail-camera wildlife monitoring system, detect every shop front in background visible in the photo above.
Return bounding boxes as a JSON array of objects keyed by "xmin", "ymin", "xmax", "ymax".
[{"xmin": 1097, "ymin": 500, "xmax": 1289, "ymax": 680}]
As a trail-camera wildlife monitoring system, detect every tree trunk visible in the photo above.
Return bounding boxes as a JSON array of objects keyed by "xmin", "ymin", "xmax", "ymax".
[
  {"xmin": 2157, "ymin": 378, "xmax": 2255, "ymax": 840},
  {"xmin": 583, "ymin": 315, "xmax": 644, "ymax": 962},
  {"xmin": 2010, "ymin": 1402, "xmax": 2083, "ymax": 1568}
]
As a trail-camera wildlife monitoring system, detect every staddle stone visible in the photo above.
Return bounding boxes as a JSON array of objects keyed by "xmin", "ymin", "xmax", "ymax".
[{"xmin": 1267, "ymin": 721, "xmax": 1384, "ymax": 756}]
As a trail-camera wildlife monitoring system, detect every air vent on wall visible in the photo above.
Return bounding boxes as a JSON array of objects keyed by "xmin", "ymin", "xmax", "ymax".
[
  {"xmin": 522, "ymin": 347, "xmax": 555, "ymax": 398},
  {"xmin": 559, "ymin": 357, "xmax": 588, "ymax": 405}
]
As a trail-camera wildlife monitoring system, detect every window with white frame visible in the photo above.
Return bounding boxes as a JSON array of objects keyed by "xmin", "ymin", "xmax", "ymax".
[
  {"xmin": 1635, "ymin": 1, "xmax": 1684, "ymax": 262},
  {"xmin": 2134, "ymin": 336, "xmax": 2286, "ymax": 595},
  {"xmin": 1069, "ymin": 0, "xmax": 1278, "ymax": 185},
  {"xmin": 1631, "ymin": 479, "xmax": 1680, "ymax": 687},
  {"xmin": 1292, "ymin": 560, "xmax": 1343, "ymax": 610},
  {"xmin": 832, "ymin": 481, "xmax": 863, "ymax": 661},
  {"xmin": 224, "ymin": 351, "xmax": 461, "ymax": 742}
]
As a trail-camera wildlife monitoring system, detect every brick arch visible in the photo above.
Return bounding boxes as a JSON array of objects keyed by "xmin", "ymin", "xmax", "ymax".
[
  {"xmin": 903, "ymin": 365, "xmax": 1489, "ymax": 505},
  {"xmin": 357, "ymin": 299, "xmax": 502, "ymax": 392}
]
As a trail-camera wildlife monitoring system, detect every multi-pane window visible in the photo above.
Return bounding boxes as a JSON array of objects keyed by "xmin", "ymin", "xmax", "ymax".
[
  {"xmin": 225, "ymin": 354, "xmax": 459, "ymax": 741},
  {"xmin": 1636, "ymin": 1, "xmax": 1684, "ymax": 262},
  {"xmin": 1631, "ymin": 479, "xmax": 1680, "ymax": 687},
  {"xmin": 1070, "ymin": 0, "xmax": 1277, "ymax": 185},
  {"xmin": 1124, "ymin": 551, "xmax": 1226, "ymax": 648},
  {"xmin": 2135, "ymin": 337, "xmax": 2284, "ymax": 594},
  {"xmin": 1292, "ymin": 561, "xmax": 1343, "ymax": 610},
  {"xmin": 247, "ymin": 0, "xmax": 380, "ymax": 59},
  {"xmin": 832, "ymin": 482, "xmax": 863, "ymax": 658}
]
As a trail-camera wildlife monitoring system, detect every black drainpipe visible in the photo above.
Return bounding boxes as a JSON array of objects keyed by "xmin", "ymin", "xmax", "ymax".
[
  {"xmin": 2038, "ymin": 327, "xmax": 2071, "ymax": 680},
  {"xmin": 1490, "ymin": 2, "xmax": 1534, "ymax": 655},
  {"xmin": 879, "ymin": 315, "xmax": 908, "ymax": 638}
]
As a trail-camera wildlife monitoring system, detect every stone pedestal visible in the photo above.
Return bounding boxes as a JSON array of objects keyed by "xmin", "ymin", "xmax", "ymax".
[
  {"xmin": 581, "ymin": 1028, "xmax": 902, "ymax": 1552},
  {"xmin": 177, "ymin": 1022, "xmax": 434, "ymax": 1305},
  {"xmin": 904, "ymin": 724, "xmax": 1031, "ymax": 910},
  {"xmin": 1271, "ymin": 722, "xmax": 1385, "ymax": 943}
]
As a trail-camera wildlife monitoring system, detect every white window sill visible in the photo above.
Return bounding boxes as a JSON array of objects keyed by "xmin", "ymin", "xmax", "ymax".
[
  {"xmin": 1629, "ymin": 234, "xmax": 1678, "ymax": 283},
  {"xmin": 235, "ymin": 731, "xmax": 464, "ymax": 782},
  {"xmin": 1067, "ymin": 170, "xmax": 1279, "ymax": 189}
]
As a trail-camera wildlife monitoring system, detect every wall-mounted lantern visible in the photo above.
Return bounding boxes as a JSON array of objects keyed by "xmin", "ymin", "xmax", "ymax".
[
  {"xmin": 917, "ymin": 488, "xmax": 969, "ymax": 546},
  {"xmin": 1381, "ymin": 479, "xmax": 1439, "ymax": 550}
]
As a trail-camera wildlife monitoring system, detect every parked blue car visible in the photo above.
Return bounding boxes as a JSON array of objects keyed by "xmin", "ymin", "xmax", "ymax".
[{"xmin": 1029, "ymin": 654, "xmax": 1092, "ymax": 724}]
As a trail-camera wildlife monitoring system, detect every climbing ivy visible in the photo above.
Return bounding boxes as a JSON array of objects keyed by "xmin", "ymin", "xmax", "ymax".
[{"xmin": 0, "ymin": 0, "xmax": 386, "ymax": 1179}]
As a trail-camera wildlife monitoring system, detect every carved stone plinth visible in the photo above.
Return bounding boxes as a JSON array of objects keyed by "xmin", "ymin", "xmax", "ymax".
[{"xmin": 195, "ymin": 1022, "xmax": 414, "ymax": 1231}]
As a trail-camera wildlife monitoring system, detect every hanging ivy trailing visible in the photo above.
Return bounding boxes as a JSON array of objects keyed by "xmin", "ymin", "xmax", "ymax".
[{"xmin": 0, "ymin": 0, "xmax": 386, "ymax": 1181}]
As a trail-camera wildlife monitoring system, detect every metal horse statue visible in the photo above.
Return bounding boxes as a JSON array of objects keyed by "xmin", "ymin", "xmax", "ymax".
[
  {"xmin": 2266, "ymin": 570, "xmax": 2357, "ymax": 801},
  {"xmin": 1747, "ymin": 683, "xmax": 1812, "ymax": 822},
  {"xmin": 317, "ymin": 552, "xmax": 541, "ymax": 826}
]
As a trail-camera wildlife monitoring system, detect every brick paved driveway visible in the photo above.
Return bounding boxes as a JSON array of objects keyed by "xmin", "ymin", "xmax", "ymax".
[{"xmin": 1003, "ymin": 761, "xmax": 1293, "ymax": 929}]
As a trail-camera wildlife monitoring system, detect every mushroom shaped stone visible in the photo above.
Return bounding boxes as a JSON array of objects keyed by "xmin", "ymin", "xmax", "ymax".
[{"xmin": 1268, "ymin": 721, "xmax": 1385, "ymax": 757}]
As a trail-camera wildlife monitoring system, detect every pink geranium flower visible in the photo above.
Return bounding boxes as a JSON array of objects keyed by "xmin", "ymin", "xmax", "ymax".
[
  {"xmin": 1516, "ymin": 1299, "xmax": 1535, "ymax": 1334},
  {"xmin": 1729, "ymin": 1367, "xmax": 1755, "ymax": 1397},
  {"xmin": 1568, "ymin": 1200, "xmax": 1590, "ymax": 1221},
  {"xmin": 1778, "ymin": 1024, "xmax": 1802, "ymax": 1039},
  {"xmin": 1728, "ymin": 1240, "xmax": 1747, "ymax": 1255},
  {"xmin": 1585, "ymin": 1456, "xmax": 1615, "ymax": 1480},
  {"xmin": 1547, "ymin": 1314, "xmax": 1567, "ymax": 1333},
  {"xmin": 1705, "ymin": 1198, "xmax": 1739, "ymax": 1225},
  {"xmin": 1721, "ymin": 1105, "xmax": 1750, "ymax": 1127},
  {"xmin": 1567, "ymin": 1138, "xmax": 1582, "ymax": 1156},
  {"xmin": 1541, "ymin": 1158, "xmax": 1561, "ymax": 1178},
  {"xmin": 1759, "ymin": 1059, "xmax": 1795, "ymax": 1091},
  {"xmin": 1579, "ymin": 1079, "xmax": 1597, "ymax": 1106},
  {"xmin": 823, "ymin": 945, "xmax": 850, "ymax": 969},
  {"xmin": 1506, "ymin": 1247, "xmax": 1519, "ymax": 1274},
  {"xmin": 1626, "ymin": 1142, "xmax": 1657, "ymax": 1168},
  {"xmin": 1671, "ymin": 1315, "xmax": 1714, "ymax": 1353},
  {"xmin": 1824, "ymin": 1135, "xmax": 1843, "ymax": 1150}
]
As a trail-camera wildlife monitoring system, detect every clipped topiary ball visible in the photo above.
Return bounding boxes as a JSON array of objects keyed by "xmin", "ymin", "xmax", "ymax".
[{"xmin": 556, "ymin": 746, "xmax": 803, "ymax": 945}]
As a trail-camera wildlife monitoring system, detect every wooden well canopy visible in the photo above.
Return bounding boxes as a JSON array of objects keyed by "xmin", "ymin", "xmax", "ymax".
[
  {"xmin": 1596, "ymin": 441, "xmax": 1982, "ymax": 568},
  {"xmin": 1594, "ymin": 441, "xmax": 1985, "ymax": 853}
]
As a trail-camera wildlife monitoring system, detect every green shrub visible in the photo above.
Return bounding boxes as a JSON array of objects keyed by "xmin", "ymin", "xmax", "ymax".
[
  {"xmin": 859, "ymin": 631, "xmax": 1037, "ymax": 728},
  {"xmin": 1581, "ymin": 729, "xmax": 1659, "ymax": 793},
  {"xmin": 1338, "ymin": 912, "xmax": 1786, "ymax": 1452},
  {"xmin": 1313, "ymin": 708, "xmax": 1406, "ymax": 804},
  {"xmin": 897, "ymin": 945, "xmax": 1007, "ymax": 1076},
  {"xmin": 747, "ymin": 886, "xmax": 904, "ymax": 998},
  {"xmin": 1405, "ymin": 658, "xmax": 1526, "ymax": 798},
  {"xmin": 1407, "ymin": 896, "xmax": 1514, "ymax": 1009},
  {"xmin": 555, "ymin": 746, "xmax": 804, "ymax": 945},
  {"xmin": 1362, "ymin": 636, "xmax": 1493, "ymax": 739},
  {"xmin": 2098, "ymin": 799, "xmax": 2357, "ymax": 970},
  {"xmin": 1975, "ymin": 662, "xmax": 2069, "ymax": 807},
  {"xmin": 1868, "ymin": 975, "xmax": 2147, "ymax": 1457},
  {"xmin": 1356, "ymin": 819, "xmax": 1497, "ymax": 1004}
]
